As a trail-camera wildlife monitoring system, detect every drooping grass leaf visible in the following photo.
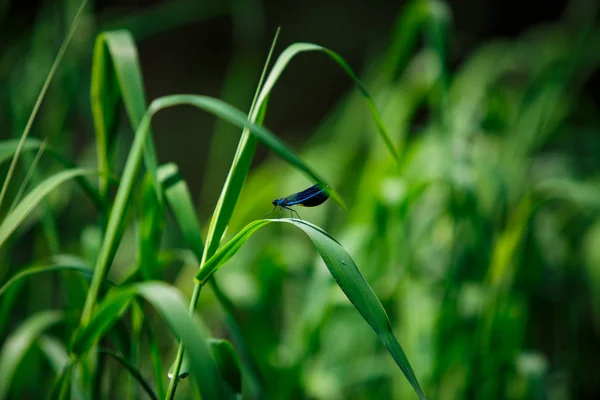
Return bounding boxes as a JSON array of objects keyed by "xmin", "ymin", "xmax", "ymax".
[
  {"xmin": 0, "ymin": 310, "xmax": 64, "ymax": 399},
  {"xmin": 0, "ymin": 257, "xmax": 93, "ymax": 298},
  {"xmin": 195, "ymin": 218, "xmax": 426, "ymax": 399},
  {"xmin": 73, "ymin": 282, "xmax": 225, "ymax": 399},
  {"xmin": 257, "ymin": 42, "xmax": 399, "ymax": 162},
  {"xmin": 0, "ymin": 138, "xmax": 104, "ymax": 209},
  {"xmin": 99, "ymin": 347, "xmax": 158, "ymax": 400},
  {"xmin": 0, "ymin": 168, "xmax": 96, "ymax": 249}
]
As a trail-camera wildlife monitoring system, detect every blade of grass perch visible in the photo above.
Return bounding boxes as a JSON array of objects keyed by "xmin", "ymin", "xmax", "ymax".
[
  {"xmin": 195, "ymin": 219, "xmax": 426, "ymax": 399},
  {"xmin": 0, "ymin": 168, "xmax": 97, "ymax": 249},
  {"xmin": 0, "ymin": 310, "xmax": 64, "ymax": 399},
  {"xmin": 0, "ymin": 0, "xmax": 88, "ymax": 211}
]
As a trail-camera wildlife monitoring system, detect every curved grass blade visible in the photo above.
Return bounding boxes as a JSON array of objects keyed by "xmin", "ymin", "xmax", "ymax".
[
  {"xmin": 73, "ymin": 282, "xmax": 225, "ymax": 400},
  {"xmin": 0, "ymin": 259, "xmax": 92, "ymax": 298},
  {"xmin": 91, "ymin": 30, "xmax": 160, "ymax": 204},
  {"xmin": 81, "ymin": 91, "xmax": 335, "ymax": 324},
  {"xmin": 257, "ymin": 43, "xmax": 398, "ymax": 162},
  {"xmin": 99, "ymin": 347, "xmax": 158, "ymax": 400},
  {"xmin": 0, "ymin": 168, "xmax": 96, "ymax": 249},
  {"xmin": 208, "ymin": 339, "xmax": 242, "ymax": 395},
  {"xmin": 37, "ymin": 335, "xmax": 70, "ymax": 374},
  {"xmin": 0, "ymin": 138, "xmax": 104, "ymax": 209},
  {"xmin": 0, "ymin": 310, "xmax": 64, "ymax": 399},
  {"xmin": 195, "ymin": 219, "xmax": 426, "ymax": 399}
]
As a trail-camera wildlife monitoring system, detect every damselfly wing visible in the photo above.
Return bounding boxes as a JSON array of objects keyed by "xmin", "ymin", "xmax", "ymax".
[{"xmin": 267, "ymin": 183, "xmax": 330, "ymax": 219}]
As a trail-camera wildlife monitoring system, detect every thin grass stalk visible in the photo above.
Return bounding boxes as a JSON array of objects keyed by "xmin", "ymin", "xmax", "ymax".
[
  {"xmin": 164, "ymin": 28, "xmax": 280, "ymax": 400},
  {"xmin": 0, "ymin": 0, "xmax": 88, "ymax": 211}
]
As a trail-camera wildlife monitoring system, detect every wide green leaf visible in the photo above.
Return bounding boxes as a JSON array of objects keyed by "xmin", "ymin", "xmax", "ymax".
[
  {"xmin": 0, "ymin": 310, "xmax": 64, "ymax": 399},
  {"xmin": 0, "ymin": 168, "xmax": 96, "ymax": 249},
  {"xmin": 195, "ymin": 218, "xmax": 426, "ymax": 399}
]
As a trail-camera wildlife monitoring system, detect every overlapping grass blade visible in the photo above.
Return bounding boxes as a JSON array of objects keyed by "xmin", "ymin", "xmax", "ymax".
[
  {"xmin": 0, "ymin": 168, "xmax": 96, "ymax": 249},
  {"xmin": 37, "ymin": 335, "xmax": 70, "ymax": 374},
  {"xmin": 195, "ymin": 218, "xmax": 426, "ymax": 399},
  {"xmin": 99, "ymin": 347, "xmax": 158, "ymax": 400},
  {"xmin": 0, "ymin": 310, "xmax": 64, "ymax": 399},
  {"xmin": 73, "ymin": 282, "xmax": 225, "ymax": 399},
  {"xmin": 91, "ymin": 30, "xmax": 160, "ymax": 204},
  {"xmin": 207, "ymin": 339, "xmax": 243, "ymax": 395}
]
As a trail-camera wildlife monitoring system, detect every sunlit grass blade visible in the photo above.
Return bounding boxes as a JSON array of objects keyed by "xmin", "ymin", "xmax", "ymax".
[
  {"xmin": 0, "ymin": 310, "xmax": 64, "ymax": 399},
  {"xmin": 37, "ymin": 335, "xmax": 70, "ymax": 374},
  {"xmin": 195, "ymin": 218, "xmax": 426, "ymax": 399},
  {"xmin": 91, "ymin": 30, "xmax": 160, "ymax": 204},
  {"xmin": 0, "ymin": 0, "xmax": 88, "ymax": 211},
  {"xmin": 99, "ymin": 347, "xmax": 158, "ymax": 400},
  {"xmin": 0, "ymin": 168, "xmax": 96, "ymax": 249}
]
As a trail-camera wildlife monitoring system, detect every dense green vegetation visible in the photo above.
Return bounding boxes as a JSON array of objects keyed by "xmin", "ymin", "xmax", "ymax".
[{"xmin": 1, "ymin": 0, "xmax": 599, "ymax": 399}]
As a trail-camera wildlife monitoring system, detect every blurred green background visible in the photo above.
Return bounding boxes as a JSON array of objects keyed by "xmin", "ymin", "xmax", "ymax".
[{"xmin": 1, "ymin": 0, "xmax": 600, "ymax": 399}]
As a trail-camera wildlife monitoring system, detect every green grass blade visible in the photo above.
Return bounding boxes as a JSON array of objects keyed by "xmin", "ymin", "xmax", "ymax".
[
  {"xmin": 257, "ymin": 42, "xmax": 398, "ymax": 162},
  {"xmin": 158, "ymin": 163, "xmax": 204, "ymax": 259},
  {"xmin": 73, "ymin": 282, "xmax": 225, "ymax": 399},
  {"xmin": 99, "ymin": 347, "xmax": 158, "ymax": 400},
  {"xmin": 81, "ymin": 90, "xmax": 331, "ymax": 324},
  {"xmin": 71, "ymin": 291, "xmax": 133, "ymax": 355},
  {"xmin": 138, "ymin": 172, "xmax": 164, "ymax": 280},
  {"xmin": 37, "ymin": 335, "xmax": 70, "ymax": 374},
  {"xmin": 0, "ymin": 261, "xmax": 92, "ymax": 298},
  {"xmin": 195, "ymin": 218, "xmax": 426, "ymax": 399},
  {"xmin": 0, "ymin": 0, "xmax": 88, "ymax": 211},
  {"xmin": 91, "ymin": 30, "xmax": 160, "ymax": 204},
  {"xmin": 133, "ymin": 282, "xmax": 226, "ymax": 400},
  {"xmin": 0, "ymin": 168, "xmax": 96, "ymax": 249},
  {"xmin": 208, "ymin": 339, "xmax": 243, "ymax": 395},
  {"xmin": 0, "ymin": 310, "xmax": 64, "ymax": 399}
]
